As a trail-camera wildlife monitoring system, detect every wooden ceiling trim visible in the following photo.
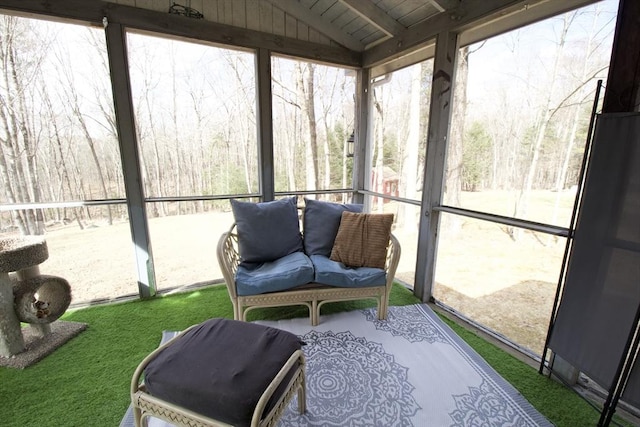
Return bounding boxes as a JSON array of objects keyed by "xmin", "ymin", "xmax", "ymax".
[
  {"xmin": 370, "ymin": 41, "xmax": 436, "ymax": 79},
  {"xmin": 265, "ymin": 0, "xmax": 365, "ymax": 51},
  {"xmin": 363, "ymin": 0, "xmax": 531, "ymax": 68},
  {"xmin": 457, "ymin": 0, "xmax": 601, "ymax": 47},
  {"xmin": 398, "ymin": 4, "xmax": 439, "ymax": 28},
  {"xmin": 361, "ymin": 29, "xmax": 389, "ymax": 48},
  {"xmin": 340, "ymin": 0, "xmax": 405, "ymax": 36},
  {"xmin": 231, "ymin": 0, "xmax": 247, "ymax": 28},
  {"xmin": 0, "ymin": 0, "xmax": 362, "ymax": 67},
  {"xmin": 315, "ymin": 0, "xmax": 346, "ymax": 24},
  {"xmin": 260, "ymin": 1, "xmax": 276, "ymax": 34},
  {"xmin": 428, "ymin": 0, "xmax": 446, "ymax": 13},
  {"xmin": 0, "ymin": 0, "xmax": 104, "ymax": 24},
  {"xmin": 132, "ymin": 0, "xmax": 163, "ymax": 13}
]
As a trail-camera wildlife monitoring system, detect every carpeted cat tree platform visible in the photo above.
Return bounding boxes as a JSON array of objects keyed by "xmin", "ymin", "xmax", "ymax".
[{"xmin": 0, "ymin": 236, "xmax": 86, "ymax": 369}]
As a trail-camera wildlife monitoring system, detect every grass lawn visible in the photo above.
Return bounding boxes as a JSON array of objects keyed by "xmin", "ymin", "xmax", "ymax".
[{"xmin": 0, "ymin": 283, "xmax": 618, "ymax": 426}]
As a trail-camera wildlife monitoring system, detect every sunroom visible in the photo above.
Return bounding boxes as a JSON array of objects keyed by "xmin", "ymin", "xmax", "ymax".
[{"xmin": 0, "ymin": 0, "xmax": 638, "ymax": 426}]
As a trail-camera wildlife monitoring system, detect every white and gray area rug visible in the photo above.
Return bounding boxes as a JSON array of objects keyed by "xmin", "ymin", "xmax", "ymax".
[{"xmin": 120, "ymin": 304, "xmax": 551, "ymax": 427}]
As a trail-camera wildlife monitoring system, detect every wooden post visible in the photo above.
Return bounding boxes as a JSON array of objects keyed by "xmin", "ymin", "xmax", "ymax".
[
  {"xmin": 602, "ymin": 0, "xmax": 640, "ymax": 113},
  {"xmin": 414, "ymin": 31, "xmax": 458, "ymax": 302},
  {"xmin": 353, "ymin": 67, "xmax": 370, "ymax": 205},
  {"xmin": 105, "ymin": 21, "xmax": 156, "ymax": 298},
  {"xmin": 256, "ymin": 48, "xmax": 275, "ymax": 201}
]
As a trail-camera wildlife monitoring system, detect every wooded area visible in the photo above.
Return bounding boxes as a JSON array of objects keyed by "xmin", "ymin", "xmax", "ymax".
[{"xmin": 0, "ymin": 2, "xmax": 616, "ymax": 236}]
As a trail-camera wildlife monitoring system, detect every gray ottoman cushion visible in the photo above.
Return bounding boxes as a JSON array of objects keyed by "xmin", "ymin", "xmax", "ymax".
[{"xmin": 144, "ymin": 318, "xmax": 302, "ymax": 426}]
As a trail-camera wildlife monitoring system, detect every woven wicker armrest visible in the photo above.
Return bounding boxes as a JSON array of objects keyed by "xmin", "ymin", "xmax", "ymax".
[{"xmin": 217, "ymin": 224, "xmax": 241, "ymax": 301}]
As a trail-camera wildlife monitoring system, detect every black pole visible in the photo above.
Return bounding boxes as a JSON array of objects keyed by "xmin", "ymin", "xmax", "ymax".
[
  {"xmin": 539, "ymin": 80, "xmax": 603, "ymax": 375},
  {"xmin": 599, "ymin": 302, "xmax": 640, "ymax": 426}
]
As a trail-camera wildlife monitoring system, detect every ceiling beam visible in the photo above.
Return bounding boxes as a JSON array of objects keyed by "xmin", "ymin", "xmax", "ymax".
[
  {"xmin": 428, "ymin": 0, "xmax": 446, "ymax": 13},
  {"xmin": 364, "ymin": 0, "xmax": 600, "ymax": 68},
  {"xmin": 363, "ymin": 0, "xmax": 534, "ymax": 68},
  {"xmin": 458, "ymin": 0, "xmax": 600, "ymax": 48},
  {"xmin": 340, "ymin": 0, "xmax": 405, "ymax": 37},
  {"xmin": 0, "ymin": 0, "xmax": 362, "ymax": 67},
  {"xmin": 265, "ymin": 0, "xmax": 365, "ymax": 51}
]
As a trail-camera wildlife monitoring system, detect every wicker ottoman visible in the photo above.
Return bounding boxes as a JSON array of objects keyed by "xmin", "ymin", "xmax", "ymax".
[{"xmin": 130, "ymin": 318, "xmax": 306, "ymax": 427}]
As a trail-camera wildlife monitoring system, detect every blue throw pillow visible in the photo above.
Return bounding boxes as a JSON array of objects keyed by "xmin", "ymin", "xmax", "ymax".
[
  {"xmin": 231, "ymin": 197, "xmax": 303, "ymax": 264},
  {"xmin": 303, "ymin": 198, "xmax": 363, "ymax": 257}
]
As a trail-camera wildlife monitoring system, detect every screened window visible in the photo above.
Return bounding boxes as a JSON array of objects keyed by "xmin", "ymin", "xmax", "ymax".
[
  {"xmin": 271, "ymin": 57, "xmax": 356, "ymax": 196},
  {"xmin": 367, "ymin": 59, "xmax": 435, "ymax": 288},
  {"xmin": 442, "ymin": 2, "xmax": 617, "ymax": 227},
  {"xmin": 127, "ymin": 32, "xmax": 258, "ymax": 202},
  {"xmin": 127, "ymin": 32, "xmax": 256, "ymax": 290},
  {"xmin": 0, "ymin": 16, "xmax": 135, "ymax": 303},
  {"xmin": 434, "ymin": 0, "xmax": 618, "ymax": 355}
]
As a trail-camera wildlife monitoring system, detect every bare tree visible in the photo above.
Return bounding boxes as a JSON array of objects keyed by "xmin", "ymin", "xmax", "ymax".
[
  {"xmin": 511, "ymin": 13, "xmax": 575, "ymax": 237},
  {"xmin": 443, "ymin": 46, "xmax": 470, "ymax": 233},
  {"xmin": 296, "ymin": 62, "xmax": 319, "ymax": 191},
  {"xmin": 133, "ymin": 44, "xmax": 167, "ymax": 216},
  {"xmin": 223, "ymin": 51, "xmax": 259, "ymax": 194},
  {"xmin": 41, "ymin": 86, "xmax": 84, "ymax": 229},
  {"xmin": 0, "ymin": 16, "xmax": 49, "ymax": 234},
  {"xmin": 317, "ymin": 66, "xmax": 340, "ymax": 190},
  {"xmin": 551, "ymin": 5, "xmax": 610, "ymax": 224},
  {"xmin": 373, "ymin": 88, "xmax": 385, "ymax": 212},
  {"xmin": 399, "ymin": 63, "xmax": 422, "ymax": 231}
]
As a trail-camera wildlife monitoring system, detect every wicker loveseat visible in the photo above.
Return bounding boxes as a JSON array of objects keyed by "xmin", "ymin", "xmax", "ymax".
[{"xmin": 217, "ymin": 197, "xmax": 401, "ymax": 326}]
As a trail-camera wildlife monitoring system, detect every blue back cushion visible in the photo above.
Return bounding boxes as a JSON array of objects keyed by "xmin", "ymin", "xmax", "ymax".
[
  {"xmin": 231, "ymin": 197, "xmax": 303, "ymax": 264},
  {"xmin": 302, "ymin": 198, "xmax": 362, "ymax": 257}
]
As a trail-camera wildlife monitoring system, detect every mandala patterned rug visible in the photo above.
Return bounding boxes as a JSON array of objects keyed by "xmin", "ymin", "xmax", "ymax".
[{"xmin": 120, "ymin": 304, "xmax": 552, "ymax": 427}]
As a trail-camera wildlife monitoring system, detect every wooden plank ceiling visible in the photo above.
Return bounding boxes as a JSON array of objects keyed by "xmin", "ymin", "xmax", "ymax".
[
  {"xmin": 101, "ymin": 0, "xmax": 599, "ymax": 67},
  {"xmin": 266, "ymin": 0, "xmax": 453, "ymax": 51},
  {"xmin": 0, "ymin": 0, "xmax": 601, "ymax": 69}
]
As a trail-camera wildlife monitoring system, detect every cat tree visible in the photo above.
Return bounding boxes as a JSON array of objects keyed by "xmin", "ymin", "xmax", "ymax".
[{"xmin": 0, "ymin": 236, "xmax": 72, "ymax": 358}]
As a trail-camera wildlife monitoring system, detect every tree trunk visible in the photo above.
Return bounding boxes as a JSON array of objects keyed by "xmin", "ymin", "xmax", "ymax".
[
  {"xmin": 446, "ymin": 46, "xmax": 468, "ymax": 208},
  {"xmin": 373, "ymin": 89, "xmax": 385, "ymax": 212},
  {"xmin": 400, "ymin": 64, "xmax": 422, "ymax": 231},
  {"xmin": 442, "ymin": 46, "xmax": 469, "ymax": 234},
  {"xmin": 142, "ymin": 72, "xmax": 167, "ymax": 216},
  {"xmin": 43, "ymin": 89, "xmax": 84, "ymax": 229},
  {"xmin": 297, "ymin": 63, "xmax": 318, "ymax": 192},
  {"xmin": 72, "ymin": 105, "xmax": 113, "ymax": 225},
  {"xmin": 305, "ymin": 64, "xmax": 320, "ymax": 190},
  {"xmin": 551, "ymin": 6, "xmax": 602, "ymax": 226},
  {"xmin": 512, "ymin": 13, "xmax": 574, "ymax": 238},
  {"xmin": 0, "ymin": 17, "xmax": 48, "ymax": 235}
]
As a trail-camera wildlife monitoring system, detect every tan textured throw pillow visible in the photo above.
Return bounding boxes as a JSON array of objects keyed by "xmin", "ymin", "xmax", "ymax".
[{"xmin": 330, "ymin": 212, "xmax": 394, "ymax": 269}]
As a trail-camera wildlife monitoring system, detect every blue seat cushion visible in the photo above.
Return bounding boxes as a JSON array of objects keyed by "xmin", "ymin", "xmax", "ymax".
[
  {"xmin": 236, "ymin": 252, "xmax": 314, "ymax": 296},
  {"xmin": 310, "ymin": 255, "xmax": 386, "ymax": 288}
]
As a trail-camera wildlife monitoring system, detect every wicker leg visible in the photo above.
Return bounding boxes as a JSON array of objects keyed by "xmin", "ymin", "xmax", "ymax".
[
  {"xmin": 311, "ymin": 300, "xmax": 318, "ymax": 326},
  {"xmin": 232, "ymin": 299, "xmax": 240, "ymax": 320},
  {"xmin": 133, "ymin": 406, "xmax": 143, "ymax": 427},
  {"xmin": 381, "ymin": 291, "xmax": 390, "ymax": 320},
  {"xmin": 240, "ymin": 302, "xmax": 248, "ymax": 322},
  {"xmin": 298, "ymin": 367, "xmax": 307, "ymax": 414}
]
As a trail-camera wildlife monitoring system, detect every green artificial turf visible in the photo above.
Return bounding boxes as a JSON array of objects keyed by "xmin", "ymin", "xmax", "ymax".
[{"xmin": 0, "ymin": 283, "xmax": 618, "ymax": 427}]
